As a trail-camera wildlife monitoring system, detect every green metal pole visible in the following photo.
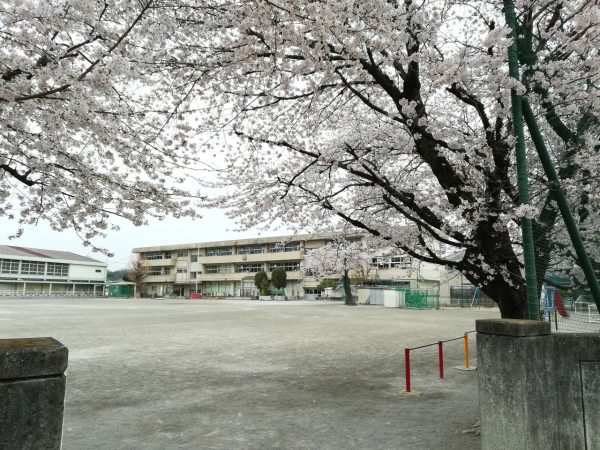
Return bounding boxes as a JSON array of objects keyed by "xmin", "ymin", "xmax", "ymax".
[
  {"xmin": 521, "ymin": 98, "xmax": 600, "ymax": 311},
  {"xmin": 503, "ymin": 0, "xmax": 539, "ymax": 319}
]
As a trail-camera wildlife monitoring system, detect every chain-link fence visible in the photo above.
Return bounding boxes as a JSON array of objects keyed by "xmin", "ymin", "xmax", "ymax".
[
  {"xmin": 539, "ymin": 285, "xmax": 600, "ymax": 333},
  {"xmin": 395, "ymin": 288, "xmax": 440, "ymax": 310}
]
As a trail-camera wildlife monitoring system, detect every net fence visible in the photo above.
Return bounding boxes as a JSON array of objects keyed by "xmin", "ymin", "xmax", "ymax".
[
  {"xmin": 531, "ymin": 200, "xmax": 600, "ymax": 333},
  {"xmin": 395, "ymin": 288, "xmax": 440, "ymax": 309},
  {"xmin": 538, "ymin": 285, "xmax": 600, "ymax": 333}
]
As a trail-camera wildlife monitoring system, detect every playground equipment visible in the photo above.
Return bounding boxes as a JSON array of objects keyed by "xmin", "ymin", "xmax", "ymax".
[
  {"xmin": 542, "ymin": 285, "xmax": 571, "ymax": 331},
  {"xmin": 404, "ymin": 331, "xmax": 475, "ymax": 392}
]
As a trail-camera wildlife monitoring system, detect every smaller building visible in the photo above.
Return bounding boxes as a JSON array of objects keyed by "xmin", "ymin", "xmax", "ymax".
[
  {"xmin": 0, "ymin": 245, "xmax": 107, "ymax": 297},
  {"xmin": 107, "ymin": 282, "xmax": 135, "ymax": 298}
]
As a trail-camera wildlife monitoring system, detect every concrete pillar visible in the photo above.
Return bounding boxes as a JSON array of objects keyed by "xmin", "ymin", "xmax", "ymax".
[
  {"xmin": 0, "ymin": 338, "xmax": 68, "ymax": 450},
  {"xmin": 22, "ymin": 281, "xmax": 26, "ymax": 296},
  {"xmin": 72, "ymin": 284, "xmax": 76, "ymax": 296},
  {"xmin": 477, "ymin": 319, "xmax": 600, "ymax": 450}
]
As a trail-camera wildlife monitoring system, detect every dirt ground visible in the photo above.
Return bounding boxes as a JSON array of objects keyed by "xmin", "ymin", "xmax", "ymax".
[{"xmin": 0, "ymin": 298, "xmax": 499, "ymax": 449}]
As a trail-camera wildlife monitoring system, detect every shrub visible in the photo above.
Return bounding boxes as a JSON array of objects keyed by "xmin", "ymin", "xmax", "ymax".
[{"xmin": 271, "ymin": 267, "xmax": 287, "ymax": 290}]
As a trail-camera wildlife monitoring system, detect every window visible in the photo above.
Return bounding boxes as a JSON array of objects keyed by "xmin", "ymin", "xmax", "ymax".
[
  {"xmin": 20, "ymin": 261, "xmax": 45, "ymax": 275},
  {"xmin": 47, "ymin": 263, "xmax": 69, "ymax": 277},
  {"xmin": 191, "ymin": 255, "xmax": 198, "ymax": 262},
  {"xmin": 148, "ymin": 267, "xmax": 170, "ymax": 276},
  {"xmin": 370, "ymin": 257, "xmax": 390, "ymax": 269},
  {"xmin": 95, "ymin": 269, "xmax": 102, "ymax": 273},
  {"xmin": 305, "ymin": 268, "xmax": 316, "ymax": 277},
  {"xmin": 190, "ymin": 272, "xmax": 197, "ymax": 279},
  {"xmin": 177, "ymin": 251, "xmax": 188, "ymax": 257},
  {"xmin": 269, "ymin": 242, "xmax": 300, "ymax": 253},
  {"xmin": 144, "ymin": 252, "xmax": 163, "ymax": 260},
  {"xmin": 164, "ymin": 252, "xmax": 172, "ymax": 258},
  {"xmin": 235, "ymin": 263, "xmax": 263, "ymax": 273},
  {"xmin": 205, "ymin": 265, "xmax": 231, "ymax": 274},
  {"xmin": 148, "ymin": 267, "xmax": 162, "ymax": 276},
  {"xmin": 237, "ymin": 245, "xmax": 263, "ymax": 255},
  {"xmin": 0, "ymin": 259, "xmax": 20, "ymax": 274},
  {"xmin": 304, "ymin": 288, "xmax": 321, "ymax": 295},
  {"xmin": 176, "ymin": 268, "xmax": 187, "ymax": 273},
  {"xmin": 391, "ymin": 256, "xmax": 412, "ymax": 269},
  {"xmin": 206, "ymin": 247, "xmax": 232, "ymax": 256},
  {"xmin": 269, "ymin": 262, "xmax": 300, "ymax": 272}
]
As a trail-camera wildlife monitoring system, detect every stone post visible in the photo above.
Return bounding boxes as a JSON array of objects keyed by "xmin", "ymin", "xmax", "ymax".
[
  {"xmin": 477, "ymin": 319, "xmax": 600, "ymax": 450},
  {"xmin": 0, "ymin": 338, "xmax": 68, "ymax": 450}
]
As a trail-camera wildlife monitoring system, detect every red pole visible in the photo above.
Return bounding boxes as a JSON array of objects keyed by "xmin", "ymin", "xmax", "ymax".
[
  {"xmin": 404, "ymin": 348, "xmax": 411, "ymax": 392},
  {"xmin": 438, "ymin": 341, "xmax": 444, "ymax": 378}
]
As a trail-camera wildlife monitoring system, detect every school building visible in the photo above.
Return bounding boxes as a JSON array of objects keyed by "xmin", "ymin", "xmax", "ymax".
[
  {"xmin": 133, "ymin": 233, "xmax": 463, "ymax": 300},
  {"xmin": 0, "ymin": 245, "xmax": 107, "ymax": 296}
]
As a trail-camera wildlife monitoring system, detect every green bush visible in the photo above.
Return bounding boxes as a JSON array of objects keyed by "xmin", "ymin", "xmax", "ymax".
[
  {"xmin": 317, "ymin": 278, "xmax": 338, "ymax": 291},
  {"xmin": 260, "ymin": 278, "xmax": 271, "ymax": 296},
  {"xmin": 255, "ymin": 271, "xmax": 268, "ymax": 288},
  {"xmin": 271, "ymin": 267, "xmax": 287, "ymax": 289}
]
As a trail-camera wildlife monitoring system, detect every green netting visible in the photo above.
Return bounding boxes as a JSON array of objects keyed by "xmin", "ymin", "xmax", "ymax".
[
  {"xmin": 395, "ymin": 288, "xmax": 440, "ymax": 309},
  {"xmin": 449, "ymin": 286, "xmax": 496, "ymax": 308},
  {"xmin": 502, "ymin": 0, "xmax": 600, "ymax": 327},
  {"xmin": 107, "ymin": 284, "xmax": 134, "ymax": 298}
]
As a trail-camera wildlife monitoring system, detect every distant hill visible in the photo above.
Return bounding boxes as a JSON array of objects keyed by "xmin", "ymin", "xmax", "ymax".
[{"xmin": 107, "ymin": 269, "xmax": 128, "ymax": 281}]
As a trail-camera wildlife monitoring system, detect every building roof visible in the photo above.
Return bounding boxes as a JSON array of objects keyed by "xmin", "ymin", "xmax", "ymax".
[
  {"xmin": 0, "ymin": 245, "xmax": 105, "ymax": 264},
  {"xmin": 132, "ymin": 231, "xmax": 367, "ymax": 253}
]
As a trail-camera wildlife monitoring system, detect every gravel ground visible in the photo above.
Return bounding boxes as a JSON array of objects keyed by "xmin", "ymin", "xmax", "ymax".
[{"xmin": 0, "ymin": 298, "xmax": 499, "ymax": 450}]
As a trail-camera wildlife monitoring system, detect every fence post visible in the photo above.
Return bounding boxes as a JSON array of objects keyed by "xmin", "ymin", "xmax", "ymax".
[
  {"xmin": 0, "ymin": 338, "xmax": 68, "ymax": 450},
  {"xmin": 404, "ymin": 348, "xmax": 411, "ymax": 392},
  {"xmin": 464, "ymin": 333, "xmax": 469, "ymax": 369},
  {"xmin": 438, "ymin": 341, "xmax": 444, "ymax": 378}
]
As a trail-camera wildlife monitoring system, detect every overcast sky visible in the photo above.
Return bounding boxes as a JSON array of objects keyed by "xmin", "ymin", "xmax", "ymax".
[{"xmin": 0, "ymin": 211, "xmax": 292, "ymax": 271}]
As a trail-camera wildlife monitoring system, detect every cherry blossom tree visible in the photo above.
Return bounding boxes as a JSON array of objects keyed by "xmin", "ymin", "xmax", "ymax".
[
  {"xmin": 3, "ymin": 1, "xmax": 598, "ymax": 317},
  {"xmin": 0, "ymin": 0, "xmax": 202, "ymax": 253},
  {"xmin": 162, "ymin": 0, "xmax": 600, "ymax": 318},
  {"xmin": 304, "ymin": 236, "xmax": 372, "ymax": 305}
]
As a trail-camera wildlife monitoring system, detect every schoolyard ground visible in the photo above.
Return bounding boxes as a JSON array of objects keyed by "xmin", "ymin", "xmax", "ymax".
[{"xmin": 0, "ymin": 298, "xmax": 499, "ymax": 449}]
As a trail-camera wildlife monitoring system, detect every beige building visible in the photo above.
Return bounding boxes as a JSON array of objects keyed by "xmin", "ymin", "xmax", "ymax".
[{"xmin": 133, "ymin": 233, "xmax": 464, "ymax": 300}]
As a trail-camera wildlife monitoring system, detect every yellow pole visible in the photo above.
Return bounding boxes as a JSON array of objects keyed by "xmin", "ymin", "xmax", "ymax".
[{"xmin": 464, "ymin": 332, "xmax": 469, "ymax": 369}]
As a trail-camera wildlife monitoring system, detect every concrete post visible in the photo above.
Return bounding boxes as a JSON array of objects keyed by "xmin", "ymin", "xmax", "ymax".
[
  {"xmin": 477, "ymin": 319, "xmax": 600, "ymax": 450},
  {"xmin": 0, "ymin": 338, "xmax": 68, "ymax": 450}
]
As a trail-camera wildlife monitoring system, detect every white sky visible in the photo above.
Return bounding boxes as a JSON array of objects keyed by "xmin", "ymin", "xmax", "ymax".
[{"xmin": 0, "ymin": 211, "xmax": 292, "ymax": 271}]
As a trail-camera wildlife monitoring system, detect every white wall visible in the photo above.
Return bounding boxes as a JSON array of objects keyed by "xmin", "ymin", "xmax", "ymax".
[{"xmin": 69, "ymin": 264, "xmax": 106, "ymax": 281}]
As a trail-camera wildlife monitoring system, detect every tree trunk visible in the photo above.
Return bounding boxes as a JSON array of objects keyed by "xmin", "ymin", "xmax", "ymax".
[
  {"xmin": 467, "ymin": 218, "xmax": 531, "ymax": 319},
  {"xmin": 342, "ymin": 271, "xmax": 355, "ymax": 305},
  {"xmin": 481, "ymin": 276, "xmax": 529, "ymax": 319}
]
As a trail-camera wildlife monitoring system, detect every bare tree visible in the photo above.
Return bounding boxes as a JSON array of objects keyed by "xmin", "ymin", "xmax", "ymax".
[{"xmin": 125, "ymin": 256, "xmax": 149, "ymax": 299}]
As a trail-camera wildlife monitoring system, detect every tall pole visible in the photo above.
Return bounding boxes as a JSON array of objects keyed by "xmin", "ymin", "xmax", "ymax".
[
  {"xmin": 521, "ymin": 99, "xmax": 600, "ymax": 311},
  {"xmin": 504, "ymin": 0, "xmax": 539, "ymax": 319}
]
